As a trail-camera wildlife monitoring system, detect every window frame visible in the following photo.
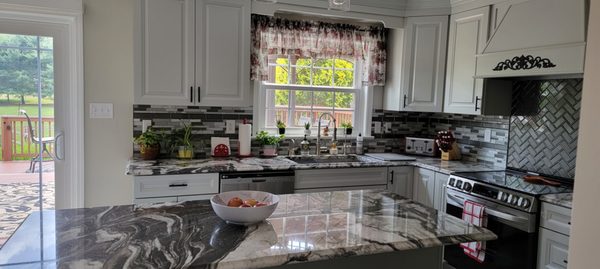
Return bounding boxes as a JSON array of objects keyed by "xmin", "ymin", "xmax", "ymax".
[{"xmin": 256, "ymin": 55, "xmax": 367, "ymax": 138}]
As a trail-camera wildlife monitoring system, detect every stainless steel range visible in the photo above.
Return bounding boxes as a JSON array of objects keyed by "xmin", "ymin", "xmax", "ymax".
[{"xmin": 444, "ymin": 169, "xmax": 572, "ymax": 269}]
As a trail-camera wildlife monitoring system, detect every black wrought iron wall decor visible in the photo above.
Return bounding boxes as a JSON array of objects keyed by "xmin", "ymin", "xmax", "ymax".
[{"xmin": 492, "ymin": 55, "xmax": 557, "ymax": 71}]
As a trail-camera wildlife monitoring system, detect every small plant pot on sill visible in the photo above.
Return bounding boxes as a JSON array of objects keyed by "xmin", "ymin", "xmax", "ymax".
[
  {"xmin": 262, "ymin": 145, "xmax": 278, "ymax": 157},
  {"xmin": 177, "ymin": 145, "xmax": 194, "ymax": 159},
  {"xmin": 139, "ymin": 144, "xmax": 160, "ymax": 160},
  {"xmin": 304, "ymin": 129, "xmax": 311, "ymax": 136},
  {"xmin": 345, "ymin": 128, "xmax": 353, "ymax": 135},
  {"xmin": 278, "ymin": 128, "xmax": 286, "ymax": 135}
]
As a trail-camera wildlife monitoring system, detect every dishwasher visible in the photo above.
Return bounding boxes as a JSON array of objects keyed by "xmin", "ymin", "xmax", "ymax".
[{"xmin": 219, "ymin": 170, "xmax": 295, "ymax": 194}]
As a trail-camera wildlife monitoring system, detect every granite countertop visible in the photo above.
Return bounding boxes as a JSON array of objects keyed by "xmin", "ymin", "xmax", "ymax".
[
  {"xmin": 126, "ymin": 155, "xmax": 502, "ymax": 176},
  {"xmin": 540, "ymin": 192, "xmax": 574, "ymax": 209},
  {"xmin": 0, "ymin": 190, "xmax": 496, "ymax": 268}
]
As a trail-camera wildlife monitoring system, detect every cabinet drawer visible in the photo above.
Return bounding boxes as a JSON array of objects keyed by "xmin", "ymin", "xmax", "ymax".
[
  {"xmin": 178, "ymin": 194, "xmax": 213, "ymax": 202},
  {"xmin": 538, "ymin": 228, "xmax": 570, "ymax": 269},
  {"xmin": 134, "ymin": 174, "xmax": 219, "ymax": 198},
  {"xmin": 295, "ymin": 168, "xmax": 388, "ymax": 190},
  {"xmin": 540, "ymin": 202, "xmax": 572, "ymax": 235},
  {"xmin": 134, "ymin": 196, "xmax": 178, "ymax": 205},
  {"xmin": 294, "ymin": 185, "xmax": 387, "ymax": 194}
]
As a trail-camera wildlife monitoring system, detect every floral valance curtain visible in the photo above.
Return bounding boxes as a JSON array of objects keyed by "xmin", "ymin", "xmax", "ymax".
[{"xmin": 251, "ymin": 14, "xmax": 388, "ymax": 86}]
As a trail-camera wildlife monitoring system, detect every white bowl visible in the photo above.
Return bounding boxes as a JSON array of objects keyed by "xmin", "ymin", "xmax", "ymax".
[{"xmin": 210, "ymin": 191, "xmax": 279, "ymax": 225}]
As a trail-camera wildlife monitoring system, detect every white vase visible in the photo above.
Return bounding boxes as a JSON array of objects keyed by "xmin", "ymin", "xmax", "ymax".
[{"xmin": 304, "ymin": 129, "xmax": 311, "ymax": 136}]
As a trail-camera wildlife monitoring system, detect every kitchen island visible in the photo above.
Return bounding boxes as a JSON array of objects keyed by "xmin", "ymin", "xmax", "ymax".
[{"xmin": 0, "ymin": 190, "xmax": 496, "ymax": 268}]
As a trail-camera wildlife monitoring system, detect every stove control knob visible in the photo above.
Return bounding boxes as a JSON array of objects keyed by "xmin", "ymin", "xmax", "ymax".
[
  {"xmin": 501, "ymin": 193, "xmax": 509, "ymax": 202},
  {"xmin": 456, "ymin": 180, "xmax": 463, "ymax": 189},
  {"xmin": 511, "ymin": 196, "xmax": 519, "ymax": 205},
  {"xmin": 520, "ymin": 198, "xmax": 531, "ymax": 208},
  {"xmin": 448, "ymin": 178, "xmax": 456, "ymax": 187},
  {"xmin": 462, "ymin": 182, "xmax": 473, "ymax": 192}
]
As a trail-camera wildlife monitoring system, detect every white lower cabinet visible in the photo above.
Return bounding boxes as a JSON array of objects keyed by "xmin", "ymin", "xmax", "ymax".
[
  {"xmin": 133, "ymin": 173, "xmax": 219, "ymax": 204},
  {"xmin": 538, "ymin": 228, "xmax": 570, "ymax": 269},
  {"xmin": 413, "ymin": 168, "xmax": 436, "ymax": 207},
  {"xmin": 387, "ymin": 166, "xmax": 414, "ymax": 198},
  {"xmin": 433, "ymin": 172, "xmax": 449, "ymax": 212},
  {"xmin": 538, "ymin": 202, "xmax": 572, "ymax": 269}
]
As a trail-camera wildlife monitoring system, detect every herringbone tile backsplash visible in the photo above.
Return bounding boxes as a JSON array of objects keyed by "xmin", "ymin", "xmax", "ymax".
[{"xmin": 508, "ymin": 79, "xmax": 583, "ymax": 179}]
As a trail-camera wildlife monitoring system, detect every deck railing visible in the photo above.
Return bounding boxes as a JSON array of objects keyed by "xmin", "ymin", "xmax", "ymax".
[{"xmin": 1, "ymin": 116, "xmax": 54, "ymax": 161}]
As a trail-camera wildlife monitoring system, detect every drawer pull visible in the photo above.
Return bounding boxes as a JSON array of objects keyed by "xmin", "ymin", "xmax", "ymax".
[
  {"xmin": 252, "ymin": 179, "xmax": 267, "ymax": 183},
  {"xmin": 169, "ymin": 183, "xmax": 188, "ymax": 188},
  {"xmin": 568, "ymin": 222, "xmax": 571, "ymax": 225},
  {"xmin": 563, "ymin": 260, "xmax": 568, "ymax": 264}
]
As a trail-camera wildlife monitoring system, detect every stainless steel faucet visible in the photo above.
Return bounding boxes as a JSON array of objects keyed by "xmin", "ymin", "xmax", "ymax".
[{"xmin": 316, "ymin": 112, "xmax": 337, "ymax": 156}]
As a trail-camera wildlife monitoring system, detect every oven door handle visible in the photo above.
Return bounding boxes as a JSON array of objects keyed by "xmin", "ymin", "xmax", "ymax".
[{"xmin": 447, "ymin": 193, "xmax": 530, "ymax": 223}]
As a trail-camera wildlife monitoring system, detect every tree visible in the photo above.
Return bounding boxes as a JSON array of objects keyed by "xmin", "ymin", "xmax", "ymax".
[{"xmin": 0, "ymin": 34, "xmax": 54, "ymax": 104}]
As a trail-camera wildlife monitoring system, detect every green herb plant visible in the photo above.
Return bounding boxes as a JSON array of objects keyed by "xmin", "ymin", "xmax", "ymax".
[
  {"xmin": 276, "ymin": 120, "xmax": 286, "ymax": 129},
  {"xmin": 134, "ymin": 127, "xmax": 162, "ymax": 147},
  {"xmin": 256, "ymin": 131, "xmax": 284, "ymax": 146}
]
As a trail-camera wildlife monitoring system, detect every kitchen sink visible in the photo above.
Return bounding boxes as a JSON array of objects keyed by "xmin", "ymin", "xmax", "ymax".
[{"xmin": 285, "ymin": 155, "xmax": 364, "ymax": 164}]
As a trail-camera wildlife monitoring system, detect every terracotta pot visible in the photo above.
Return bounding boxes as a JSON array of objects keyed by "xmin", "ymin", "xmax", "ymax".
[{"xmin": 139, "ymin": 144, "xmax": 160, "ymax": 160}]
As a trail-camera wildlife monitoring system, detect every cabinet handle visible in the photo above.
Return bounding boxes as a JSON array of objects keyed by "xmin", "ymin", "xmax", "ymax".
[
  {"xmin": 252, "ymin": 179, "xmax": 267, "ymax": 183},
  {"xmin": 563, "ymin": 260, "xmax": 568, "ymax": 264},
  {"xmin": 403, "ymin": 94, "xmax": 407, "ymax": 108},
  {"xmin": 169, "ymin": 183, "xmax": 188, "ymax": 188},
  {"xmin": 197, "ymin": 87, "xmax": 201, "ymax": 103},
  {"xmin": 475, "ymin": 96, "xmax": 481, "ymax": 111},
  {"xmin": 190, "ymin": 87, "xmax": 193, "ymax": 103},
  {"xmin": 390, "ymin": 170, "xmax": 394, "ymax": 184}
]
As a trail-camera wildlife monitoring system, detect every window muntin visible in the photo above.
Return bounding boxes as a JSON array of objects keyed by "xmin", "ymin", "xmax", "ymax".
[{"xmin": 263, "ymin": 55, "xmax": 357, "ymax": 129}]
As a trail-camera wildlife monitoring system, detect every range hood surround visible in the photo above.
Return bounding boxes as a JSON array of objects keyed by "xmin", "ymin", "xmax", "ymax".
[{"xmin": 475, "ymin": 0, "xmax": 587, "ymax": 78}]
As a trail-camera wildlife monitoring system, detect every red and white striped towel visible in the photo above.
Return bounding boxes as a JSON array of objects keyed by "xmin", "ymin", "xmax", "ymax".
[{"xmin": 460, "ymin": 200, "xmax": 487, "ymax": 263}]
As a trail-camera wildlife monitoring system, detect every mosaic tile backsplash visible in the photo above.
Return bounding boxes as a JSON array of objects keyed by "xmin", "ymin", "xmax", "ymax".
[
  {"xmin": 133, "ymin": 105, "xmax": 509, "ymax": 166},
  {"xmin": 507, "ymin": 79, "xmax": 582, "ymax": 179}
]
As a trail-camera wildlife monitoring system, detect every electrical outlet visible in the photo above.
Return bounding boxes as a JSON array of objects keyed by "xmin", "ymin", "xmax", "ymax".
[
  {"xmin": 373, "ymin": 122, "xmax": 382, "ymax": 134},
  {"xmin": 142, "ymin": 120, "xmax": 152, "ymax": 132},
  {"xmin": 89, "ymin": 103, "xmax": 113, "ymax": 119},
  {"xmin": 384, "ymin": 122, "xmax": 392, "ymax": 133},
  {"xmin": 225, "ymin": 120, "xmax": 236, "ymax": 134},
  {"xmin": 484, "ymin": 129, "xmax": 492, "ymax": 142}
]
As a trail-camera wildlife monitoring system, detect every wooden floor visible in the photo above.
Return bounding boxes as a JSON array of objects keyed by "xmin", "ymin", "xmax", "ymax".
[{"xmin": 0, "ymin": 160, "xmax": 54, "ymax": 248}]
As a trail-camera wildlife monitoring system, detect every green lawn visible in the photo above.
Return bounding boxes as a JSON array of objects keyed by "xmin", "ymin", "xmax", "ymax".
[
  {"xmin": 0, "ymin": 105, "xmax": 54, "ymax": 117},
  {"xmin": 0, "ymin": 95, "xmax": 54, "ymax": 105}
]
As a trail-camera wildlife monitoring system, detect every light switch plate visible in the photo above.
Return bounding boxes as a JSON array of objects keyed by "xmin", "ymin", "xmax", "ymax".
[
  {"xmin": 225, "ymin": 120, "xmax": 236, "ymax": 134},
  {"xmin": 384, "ymin": 122, "xmax": 392, "ymax": 133},
  {"xmin": 142, "ymin": 120, "xmax": 152, "ymax": 132},
  {"xmin": 373, "ymin": 122, "xmax": 382, "ymax": 134},
  {"xmin": 89, "ymin": 103, "xmax": 113, "ymax": 119}
]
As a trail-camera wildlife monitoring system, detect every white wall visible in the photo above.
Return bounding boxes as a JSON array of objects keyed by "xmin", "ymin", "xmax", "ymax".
[
  {"xmin": 568, "ymin": 1, "xmax": 600, "ymax": 268},
  {"xmin": 83, "ymin": 0, "xmax": 134, "ymax": 206}
]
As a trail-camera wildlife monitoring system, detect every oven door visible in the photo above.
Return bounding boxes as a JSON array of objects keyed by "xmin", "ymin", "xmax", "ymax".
[{"xmin": 444, "ymin": 189, "xmax": 538, "ymax": 269}]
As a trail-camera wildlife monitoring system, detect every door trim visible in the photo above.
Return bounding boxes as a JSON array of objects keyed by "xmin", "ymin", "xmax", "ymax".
[{"xmin": 0, "ymin": 1, "xmax": 85, "ymax": 208}]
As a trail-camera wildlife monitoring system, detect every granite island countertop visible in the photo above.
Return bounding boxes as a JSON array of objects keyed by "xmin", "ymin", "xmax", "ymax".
[
  {"xmin": 0, "ymin": 190, "xmax": 496, "ymax": 268},
  {"xmin": 126, "ymin": 155, "xmax": 503, "ymax": 176},
  {"xmin": 540, "ymin": 192, "xmax": 573, "ymax": 209}
]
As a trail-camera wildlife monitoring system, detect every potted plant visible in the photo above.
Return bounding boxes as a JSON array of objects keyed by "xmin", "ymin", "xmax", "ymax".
[
  {"xmin": 341, "ymin": 122, "xmax": 353, "ymax": 135},
  {"xmin": 174, "ymin": 123, "xmax": 194, "ymax": 159},
  {"xmin": 276, "ymin": 120, "xmax": 286, "ymax": 135},
  {"xmin": 134, "ymin": 127, "xmax": 162, "ymax": 160},
  {"xmin": 304, "ymin": 122, "xmax": 311, "ymax": 136},
  {"xmin": 256, "ymin": 131, "xmax": 283, "ymax": 156}
]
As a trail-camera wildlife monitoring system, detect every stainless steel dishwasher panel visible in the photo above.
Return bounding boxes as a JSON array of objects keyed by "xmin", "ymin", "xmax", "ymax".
[{"xmin": 219, "ymin": 171, "xmax": 295, "ymax": 194}]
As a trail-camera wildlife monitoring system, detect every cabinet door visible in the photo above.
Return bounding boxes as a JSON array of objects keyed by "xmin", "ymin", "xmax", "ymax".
[
  {"xmin": 538, "ymin": 228, "xmax": 570, "ymax": 269},
  {"xmin": 413, "ymin": 168, "xmax": 435, "ymax": 207},
  {"xmin": 444, "ymin": 6, "xmax": 490, "ymax": 115},
  {"xmin": 388, "ymin": 166, "xmax": 414, "ymax": 199},
  {"xmin": 135, "ymin": 0, "xmax": 195, "ymax": 105},
  {"xmin": 134, "ymin": 173, "xmax": 219, "ymax": 199},
  {"xmin": 295, "ymin": 168, "xmax": 388, "ymax": 190},
  {"xmin": 196, "ymin": 0, "xmax": 251, "ymax": 107},
  {"xmin": 401, "ymin": 16, "xmax": 448, "ymax": 112},
  {"xmin": 433, "ymin": 172, "xmax": 449, "ymax": 212}
]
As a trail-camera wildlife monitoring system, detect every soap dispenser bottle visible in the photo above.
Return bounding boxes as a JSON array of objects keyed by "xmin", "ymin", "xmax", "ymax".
[
  {"xmin": 300, "ymin": 135, "xmax": 310, "ymax": 156},
  {"xmin": 356, "ymin": 133, "xmax": 364, "ymax": 155}
]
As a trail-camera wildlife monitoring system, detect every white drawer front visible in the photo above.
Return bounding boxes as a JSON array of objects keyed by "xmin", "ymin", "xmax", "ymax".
[
  {"xmin": 178, "ymin": 194, "xmax": 213, "ymax": 202},
  {"xmin": 134, "ymin": 174, "xmax": 219, "ymax": 198},
  {"xmin": 541, "ymin": 203, "xmax": 572, "ymax": 235},
  {"xmin": 294, "ymin": 185, "xmax": 387, "ymax": 194},
  {"xmin": 295, "ymin": 168, "xmax": 388, "ymax": 190},
  {"xmin": 134, "ymin": 196, "xmax": 178, "ymax": 205}
]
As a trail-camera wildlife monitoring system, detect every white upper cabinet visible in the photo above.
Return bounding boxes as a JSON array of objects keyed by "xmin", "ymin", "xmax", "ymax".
[
  {"xmin": 135, "ymin": 0, "xmax": 251, "ymax": 107},
  {"xmin": 196, "ymin": 0, "xmax": 251, "ymax": 106},
  {"xmin": 444, "ymin": 6, "xmax": 490, "ymax": 115},
  {"xmin": 384, "ymin": 16, "xmax": 449, "ymax": 112},
  {"xmin": 135, "ymin": 0, "xmax": 195, "ymax": 105}
]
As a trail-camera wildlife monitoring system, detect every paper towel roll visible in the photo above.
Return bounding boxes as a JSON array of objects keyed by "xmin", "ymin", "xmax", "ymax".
[{"xmin": 239, "ymin": 123, "xmax": 252, "ymax": 156}]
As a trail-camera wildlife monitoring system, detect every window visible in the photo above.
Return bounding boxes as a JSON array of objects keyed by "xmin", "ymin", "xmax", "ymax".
[{"xmin": 261, "ymin": 55, "xmax": 361, "ymax": 132}]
